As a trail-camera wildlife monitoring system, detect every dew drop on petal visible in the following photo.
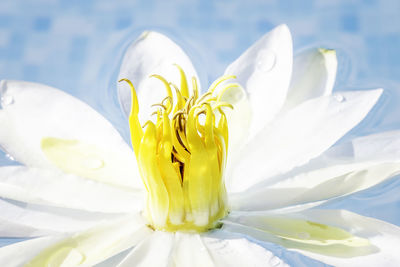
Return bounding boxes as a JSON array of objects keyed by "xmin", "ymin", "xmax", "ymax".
[
  {"xmin": 269, "ymin": 256, "xmax": 282, "ymax": 266},
  {"xmin": 256, "ymin": 50, "xmax": 276, "ymax": 73},
  {"xmin": 83, "ymin": 158, "xmax": 104, "ymax": 170},
  {"xmin": 5, "ymin": 153, "xmax": 15, "ymax": 161},
  {"xmin": 334, "ymin": 94, "xmax": 346, "ymax": 102},
  {"xmin": 1, "ymin": 95, "xmax": 14, "ymax": 106}
]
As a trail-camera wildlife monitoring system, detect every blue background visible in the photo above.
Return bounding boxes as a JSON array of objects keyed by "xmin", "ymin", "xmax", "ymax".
[{"xmin": 1, "ymin": 0, "xmax": 400, "ymax": 266}]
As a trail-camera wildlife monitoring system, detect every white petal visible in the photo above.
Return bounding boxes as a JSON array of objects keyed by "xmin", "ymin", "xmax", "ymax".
[
  {"xmin": 228, "ymin": 89, "xmax": 383, "ymax": 192},
  {"xmin": 0, "ymin": 236, "xmax": 64, "ymax": 267},
  {"xmin": 230, "ymin": 159, "xmax": 400, "ymax": 211},
  {"xmin": 0, "ymin": 166, "xmax": 143, "ymax": 213},
  {"xmin": 0, "ymin": 218, "xmax": 53, "ymax": 238},
  {"xmin": 203, "ymin": 231, "xmax": 289, "ymax": 267},
  {"xmin": 0, "ymin": 80, "xmax": 141, "ymax": 189},
  {"xmin": 301, "ymin": 130, "xmax": 400, "ymax": 174},
  {"xmin": 118, "ymin": 31, "xmax": 199, "ymax": 123},
  {"xmin": 225, "ymin": 24, "xmax": 293, "ymax": 139},
  {"xmin": 172, "ymin": 233, "xmax": 215, "ymax": 267},
  {"xmin": 117, "ymin": 231, "xmax": 173, "ymax": 267},
  {"xmin": 352, "ymin": 130, "xmax": 400, "ymax": 160},
  {"xmin": 0, "ymin": 199, "xmax": 116, "ymax": 237},
  {"xmin": 284, "ymin": 48, "xmax": 337, "ymax": 109},
  {"xmin": 223, "ymin": 209, "xmax": 400, "ymax": 266},
  {"xmin": 291, "ymin": 210, "xmax": 400, "ymax": 266},
  {"xmin": 25, "ymin": 215, "xmax": 150, "ymax": 267}
]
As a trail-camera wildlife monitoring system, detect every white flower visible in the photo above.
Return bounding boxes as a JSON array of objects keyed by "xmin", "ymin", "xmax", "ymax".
[{"xmin": 0, "ymin": 24, "xmax": 400, "ymax": 266}]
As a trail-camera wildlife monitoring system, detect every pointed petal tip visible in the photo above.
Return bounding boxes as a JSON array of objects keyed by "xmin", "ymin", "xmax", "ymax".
[
  {"xmin": 137, "ymin": 30, "xmax": 171, "ymax": 43},
  {"xmin": 273, "ymin": 24, "xmax": 292, "ymax": 39},
  {"xmin": 258, "ymin": 24, "xmax": 291, "ymax": 43},
  {"xmin": 275, "ymin": 23, "xmax": 290, "ymax": 31},
  {"xmin": 139, "ymin": 30, "xmax": 157, "ymax": 38},
  {"xmin": 318, "ymin": 48, "xmax": 336, "ymax": 55},
  {"xmin": 368, "ymin": 88, "xmax": 384, "ymax": 102},
  {"xmin": 319, "ymin": 48, "xmax": 338, "ymax": 68}
]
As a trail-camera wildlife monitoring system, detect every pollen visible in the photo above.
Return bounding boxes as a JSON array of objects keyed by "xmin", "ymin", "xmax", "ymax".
[{"xmin": 119, "ymin": 65, "xmax": 238, "ymax": 232}]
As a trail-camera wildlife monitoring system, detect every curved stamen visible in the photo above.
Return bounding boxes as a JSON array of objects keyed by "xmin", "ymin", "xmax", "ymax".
[
  {"xmin": 192, "ymin": 76, "xmax": 199, "ymax": 101},
  {"xmin": 213, "ymin": 102, "xmax": 234, "ymax": 111},
  {"xmin": 118, "ymin": 78, "xmax": 142, "ymax": 157},
  {"xmin": 150, "ymin": 74, "xmax": 174, "ymax": 111},
  {"xmin": 151, "ymin": 103, "xmax": 168, "ymax": 110},
  {"xmin": 170, "ymin": 83, "xmax": 185, "ymax": 111},
  {"xmin": 161, "ymin": 96, "xmax": 173, "ymax": 114},
  {"xmin": 209, "ymin": 74, "xmax": 236, "ymax": 93},
  {"xmin": 173, "ymin": 64, "xmax": 189, "ymax": 98},
  {"xmin": 195, "ymin": 92, "xmax": 212, "ymax": 105}
]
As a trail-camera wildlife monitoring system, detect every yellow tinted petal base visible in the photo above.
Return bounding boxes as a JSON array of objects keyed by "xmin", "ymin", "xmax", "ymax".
[{"xmin": 41, "ymin": 137, "xmax": 136, "ymax": 188}]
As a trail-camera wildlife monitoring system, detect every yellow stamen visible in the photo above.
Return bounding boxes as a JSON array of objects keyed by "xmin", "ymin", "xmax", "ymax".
[
  {"xmin": 118, "ymin": 79, "xmax": 142, "ymax": 158},
  {"xmin": 209, "ymin": 74, "xmax": 236, "ymax": 93},
  {"xmin": 124, "ymin": 65, "xmax": 238, "ymax": 232},
  {"xmin": 174, "ymin": 64, "xmax": 189, "ymax": 98}
]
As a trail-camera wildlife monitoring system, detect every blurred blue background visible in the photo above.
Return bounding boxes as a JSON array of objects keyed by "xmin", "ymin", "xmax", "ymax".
[
  {"xmin": 1, "ymin": 0, "xmax": 400, "ymax": 132},
  {"xmin": 0, "ymin": 0, "xmax": 400, "ymax": 266}
]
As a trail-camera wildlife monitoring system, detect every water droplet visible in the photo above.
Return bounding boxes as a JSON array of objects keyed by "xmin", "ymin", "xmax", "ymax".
[
  {"xmin": 5, "ymin": 153, "xmax": 15, "ymax": 161},
  {"xmin": 269, "ymin": 256, "xmax": 281, "ymax": 266},
  {"xmin": 297, "ymin": 232, "xmax": 310, "ymax": 239},
  {"xmin": 334, "ymin": 94, "xmax": 345, "ymax": 102},
  {"xmin": 1, "ymin": 95, "xmax": 14, "ymax": 106},
  {"xmin": 256, "ymin": 50, "xmax": 276, "ymax": 72},
  {"xmin": 83, "ymin": 158, "xmax": 104, "ymax": 170}
]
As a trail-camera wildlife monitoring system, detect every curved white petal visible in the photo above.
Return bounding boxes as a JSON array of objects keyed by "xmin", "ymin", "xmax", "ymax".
[
  {"xmin": 224, "ymin": 210, "xmax": 400, "ymax": 267},
  {"xmin": 203, "ymin": 231, "xmax": 288, "ymax": 267},
  {"xmin": 230, "ymin": 159, "xmax": 400, "ymax": 211},
  {"xmin": 290, "ymin": 210, "xmax": 400, "ymax": 266},
  {"xmin": 172, "ymin": 233, "xmax": 215, "ymax": 267},
  {"xmin": 225, "ymin": 24, "xmax": 293, "ymax": 139},
  {"xmin": 228, "ymin": 89, "xmax": 383, "ymax": 192},
  {"xmin": 0, "ymin": 199, "xmax": 115, "ymax": 237},
  {"xmin": 0, "ymin": 236, "xmax": 64, "ymax": 267},
  {"xmin": 0, "ymin": 80, "xmax": 141, "ymax": 189},
  {"xmin": 117, "ymin": 232, "xmax": 173, "ymax": 267},
  {"xmin": 20, "ymin": 215, "xmax": 150, "ymax": 267},
  {"xmin": 257, "ymin": 130, "xmax": 400, "ymax": 189},
  {"xmin": 0, "ymin": 218, "xmax": 53, "ymax": 238},
  {"xmin": 223, "ymin": 209, "xmax": 400, "ymax": 266},
  {"xmin": 284, "ymin": 48, "xmax": 337, "ymax": 109},
  {"xmin": 0, "ymin": 166, "xmax": 143, "ymax": 213},
  {"xmin": 118, "ymin": 31, "xmax": 199, "ymax": 123},
  {"xmin": 352, "ymin": 130, "xmax": 400, "ymax": 160}
]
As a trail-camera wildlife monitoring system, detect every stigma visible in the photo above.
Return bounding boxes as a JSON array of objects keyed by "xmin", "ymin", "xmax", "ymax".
[{"xmin": 119, "ymin": 65, "xmax": 238, "ymax": 232}]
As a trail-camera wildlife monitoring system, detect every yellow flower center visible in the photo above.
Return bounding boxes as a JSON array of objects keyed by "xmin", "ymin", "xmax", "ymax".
[{"xmin": 120, "ymin": 66, "xmax": 237, "ymax": 232}]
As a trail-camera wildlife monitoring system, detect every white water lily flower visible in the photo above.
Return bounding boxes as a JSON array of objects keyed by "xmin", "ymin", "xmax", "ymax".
[{"xmin": 1, "ymin": 24, "xmax": 400, "ymax": 266}]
